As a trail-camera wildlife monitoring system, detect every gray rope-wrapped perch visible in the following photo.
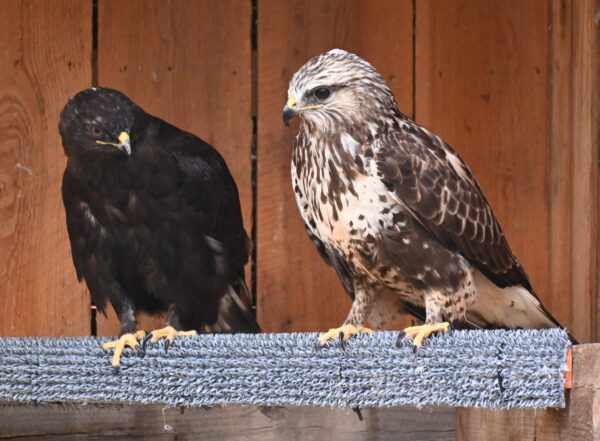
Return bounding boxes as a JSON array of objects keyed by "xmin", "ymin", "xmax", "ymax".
[{"xmin": 0, "ymin": 329, "xmax": 570, "ymax": 409}]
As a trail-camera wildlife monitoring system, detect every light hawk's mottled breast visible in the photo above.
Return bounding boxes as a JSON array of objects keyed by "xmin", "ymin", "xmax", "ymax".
[{"xmin": 292, "ymin": 128, "xmax": 415, "ymax": 287}]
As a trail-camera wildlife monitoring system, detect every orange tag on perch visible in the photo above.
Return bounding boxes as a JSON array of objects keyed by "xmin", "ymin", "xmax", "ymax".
[{"xmin": 564, "ymin": 347, "xmax": 573, "ymax": 390}]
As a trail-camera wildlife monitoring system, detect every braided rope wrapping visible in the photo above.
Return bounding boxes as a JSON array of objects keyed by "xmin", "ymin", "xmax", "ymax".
[{"xmin": 0, "ymin": 329, "xmax": 569, "ymax": 409}]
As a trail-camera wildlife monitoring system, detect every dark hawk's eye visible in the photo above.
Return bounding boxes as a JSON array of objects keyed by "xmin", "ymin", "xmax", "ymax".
[
  {"xmin": 89, "ymin": 126, "xmax": 105, "ymax": 138},
  {"xmin": 314, "ymin": 87, "xmax": 331, "ymax": 100}
]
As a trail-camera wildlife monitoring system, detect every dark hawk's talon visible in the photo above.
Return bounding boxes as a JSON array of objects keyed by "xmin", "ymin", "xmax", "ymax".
[
  {"xmin": 141, "ymin": 333, "xmax": 153, "ymax": 353},
  {"xmin": 102, "ymin": 330, "xmax": 146, "ymax": 367}
]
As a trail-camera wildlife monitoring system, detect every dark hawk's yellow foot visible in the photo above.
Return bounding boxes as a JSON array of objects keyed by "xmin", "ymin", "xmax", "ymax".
[
  {"xmin": 147, "ymin": 325, "xmax": 196, "ymax": 350},
  {"xmin": 318, "ymin": 324, "xmax": 373, "ymax": 346},
  {"xmin": 403, "ymin": 322, "xmax": 450, "ymax": 348},
  {"xmin": 102, "ymin": 330, "xmax": 146, "ymax": 367}
]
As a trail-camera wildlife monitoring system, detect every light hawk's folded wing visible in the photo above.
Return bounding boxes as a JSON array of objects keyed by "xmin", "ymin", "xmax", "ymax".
[{"xmin": 374, "ymin": 120, "xmax": 532, "ymax": 293}]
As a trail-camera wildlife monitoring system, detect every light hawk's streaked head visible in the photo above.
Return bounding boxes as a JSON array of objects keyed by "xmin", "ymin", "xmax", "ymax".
[{"xmin": 283, "ymin": 49, "xmax": 397, "ymax": 129}]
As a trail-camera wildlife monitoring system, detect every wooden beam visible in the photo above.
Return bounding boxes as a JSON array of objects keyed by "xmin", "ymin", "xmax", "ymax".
[
  {"xmin": 0, "ymin": 404, "xmax": 455, "ymax": 441},
  {"xmin": 457, "ymin": 344, "xmax": 600, "ymax": 441},
  {"xmin": 548, "ymin": 0, "xmax": 600, "ymax": 343}
]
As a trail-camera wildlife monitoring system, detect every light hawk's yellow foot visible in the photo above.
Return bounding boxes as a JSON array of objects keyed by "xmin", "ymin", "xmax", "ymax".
[
  {"xmin": 404, "ymin": 322, "xmax": 450, "ymax": 348},
  {"xmin": 146, "ymin": 325, "xmax": 197, "ymax": 351},
  {"xmin": 318, "ymin": 324, "xmax": 373, "ymax": 346},
  {"xmin": 102, "ymin": 330, "xmax": 146, "ymax": 367}
]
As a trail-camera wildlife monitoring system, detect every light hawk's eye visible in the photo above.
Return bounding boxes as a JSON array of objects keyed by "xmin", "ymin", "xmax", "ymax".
[
  {"xmin": 314, "ymin": 88, "xmax": 331, "ymax": 100},
  {"xmin": 89, "ymin": 126, "xmax": 104, "ymax": 137}
]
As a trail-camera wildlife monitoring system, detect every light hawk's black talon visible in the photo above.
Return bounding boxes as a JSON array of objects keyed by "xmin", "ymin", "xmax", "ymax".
[
  {"xmin": 396, "ymin": 331, "xmax": 406, "ymax": 347},
  {"xmin": 112, "ymin": 365, "xmax": 121, "ymax": 375},
  {"xmin": 164, "ymin": 339, "xmax": 172, "ymax": 353},
  {"xmin": 412, "ymin": 344, "xmax": 419, "ymax": 355},
  {"xmin": 352, "ymin": 406, "xmax": 364, "ymax": 421},
  {"xmin": 339, "ymin": 332, "xmax": 346, "ymax": 350}
]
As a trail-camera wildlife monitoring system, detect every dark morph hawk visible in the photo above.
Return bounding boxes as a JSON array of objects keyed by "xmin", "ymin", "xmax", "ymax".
[
  {"xmin": 283, "ymin": 49, "xmax": 569, "ymax": 346},
  {"xmin": 60, "ymin": 87, "xmax": 259, "ymax": 366}
]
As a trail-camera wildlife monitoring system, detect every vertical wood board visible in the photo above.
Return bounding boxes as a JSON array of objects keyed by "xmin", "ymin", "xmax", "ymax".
[
  {"xmin": 416, "ymin": 1, "xmax": 555, "ymax": 321},
  {"xmin": 256, "ymin": 0, "xmax": 414, "ymax": 332},
  {"xmin": 0, "ymin": 0, "xmax": 91, "ymax": 336},
  {"xmin": 457, "ymin": 344, "xmax": 600, "ymax": 441},
  {"xmin": 97, "ymin": 0, "xmax": 253, "ymax": 334}
]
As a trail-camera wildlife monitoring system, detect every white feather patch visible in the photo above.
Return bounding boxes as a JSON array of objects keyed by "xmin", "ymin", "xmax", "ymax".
[{"xmin": 468, "ymin": 270, "xmax": 556, "ymax": 329}]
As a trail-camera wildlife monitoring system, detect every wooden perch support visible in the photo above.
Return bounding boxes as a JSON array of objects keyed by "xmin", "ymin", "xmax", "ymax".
[
  {"xmin": 1, "ymin": 343, "xmax": 598, "ymax": 440},
  {"xmin": 457, "ymin": 344, "xmax": 600, "ymax": 441}
]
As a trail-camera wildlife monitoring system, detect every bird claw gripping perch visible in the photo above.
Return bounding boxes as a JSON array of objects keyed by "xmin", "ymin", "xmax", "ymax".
[
  {"xmin": 102, "ymin": 330, "xmax": 146, "ymax": 369},
  {"xmin": 142, "ymin": 325, "xmax": 197, "ymax": 354}
]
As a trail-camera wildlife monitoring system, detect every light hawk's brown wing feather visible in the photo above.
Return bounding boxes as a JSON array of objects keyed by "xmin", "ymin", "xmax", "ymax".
[{"xmin": 375, "ymin": 121, "xmax": 533, "ymax": 293}]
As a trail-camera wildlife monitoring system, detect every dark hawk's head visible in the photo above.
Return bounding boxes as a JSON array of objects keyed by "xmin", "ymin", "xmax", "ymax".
[
  {"xmin": 59, "ymin": 87, "xmax": 135, "ymax": 158},
  {"xmin": 283, "ymin": 49, "xmax": 397, "ymax": 129}
]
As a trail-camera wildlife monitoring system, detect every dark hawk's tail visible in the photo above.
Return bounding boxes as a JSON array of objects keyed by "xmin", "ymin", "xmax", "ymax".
[{"xmin": 205, "ymin": 279, "xmax": 260, "ymax": 334}]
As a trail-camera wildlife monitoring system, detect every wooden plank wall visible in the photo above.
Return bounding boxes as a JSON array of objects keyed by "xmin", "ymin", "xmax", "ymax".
[
  {"xmin": 0, "ymin": 1, "xmax": 597, "ymax": 343},
  {"xmin": 0, "ymin": 0, "xmax": 91, "ymax": 336},
  {"xmin": 256, "ymin": 0, "xmax": 414, "ymax": 332},
  {"xmin": 416, "ymin": 0, "xmax": 551, "ymax": 315}
]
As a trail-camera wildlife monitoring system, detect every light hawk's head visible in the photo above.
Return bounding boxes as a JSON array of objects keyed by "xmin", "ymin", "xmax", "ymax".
[{"xmin": 283, "ymin": 49, "xmax": 397, "ymax": 129}]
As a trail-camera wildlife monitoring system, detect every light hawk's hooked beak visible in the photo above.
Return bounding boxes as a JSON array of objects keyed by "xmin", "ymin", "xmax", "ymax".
[
  {"xmin": 95, "ymin": 131, "xmax": 131, "ymax": 155},
  {"xmin": 283, "ymin": 96, "xmax": 298, "ymax": 127},
  {"xmin": 283, "ymin": 96, "xmax": 325, "ymax": 127}
]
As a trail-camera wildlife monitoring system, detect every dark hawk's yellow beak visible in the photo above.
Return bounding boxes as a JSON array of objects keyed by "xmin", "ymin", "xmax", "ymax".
[
  {"xmin": 283, "ymin": 96, "xmax": 298, "ymax": 127},
  {"xmin": 96, "ymin": 131, "xmax": 131, "ymax": 155},
  {"xmin": 117, "ymin": 132, "xmax": 131, "ymax": 155}
]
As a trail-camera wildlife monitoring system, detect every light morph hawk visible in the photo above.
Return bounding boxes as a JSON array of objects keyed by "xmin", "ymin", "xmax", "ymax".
[{"xmin": 283, "ymin": 49, "xmax": 570, "ymax": 347}]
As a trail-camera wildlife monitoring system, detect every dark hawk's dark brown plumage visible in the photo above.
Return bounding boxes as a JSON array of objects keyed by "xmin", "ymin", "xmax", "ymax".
[
  {"xmin": 59, "ymin": 87, "xmax": 259, "ymax": 365},
  {"xmin": 283, "ymin": 49, "xmax": 571, "ymax": 346}
]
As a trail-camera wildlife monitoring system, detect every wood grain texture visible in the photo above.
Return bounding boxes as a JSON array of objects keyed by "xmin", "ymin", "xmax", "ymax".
[
  {"xmin": 416, "ymin": 1, "xmax": 555, "ymax": 318},
  {"xmin": 96, "ymin": 0, "xmax": 253, "ymax": 335},
  {"xmin": 0, "ymin": 0, "xmax": 91, "ymax": 336},
  {"xmin": 457, "ymin": 343, "xmax": 600, "ymax": 441},
  {"xmin": 0, "ymin": 404, "xmax": 455, "ymax": 441},
  {"xmin": 256, "ymin": 0, "xmax": 414, "ymax": 332},
  {"xmin": 548, "ymin": 0, "xmax": 599, "ymax": 343}
]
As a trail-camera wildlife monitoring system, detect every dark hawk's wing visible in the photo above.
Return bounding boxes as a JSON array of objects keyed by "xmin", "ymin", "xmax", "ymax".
[
  {"xmin": 156, "ymin": 121, "xmax": 259, "ymax": 333},
  {"xmin": 375, "ymin": 120, "xmax": 532, "ymax": 294},
  {"xmin": 62, "ymin": 168, "xmax": 98, "ymax": 283}
]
